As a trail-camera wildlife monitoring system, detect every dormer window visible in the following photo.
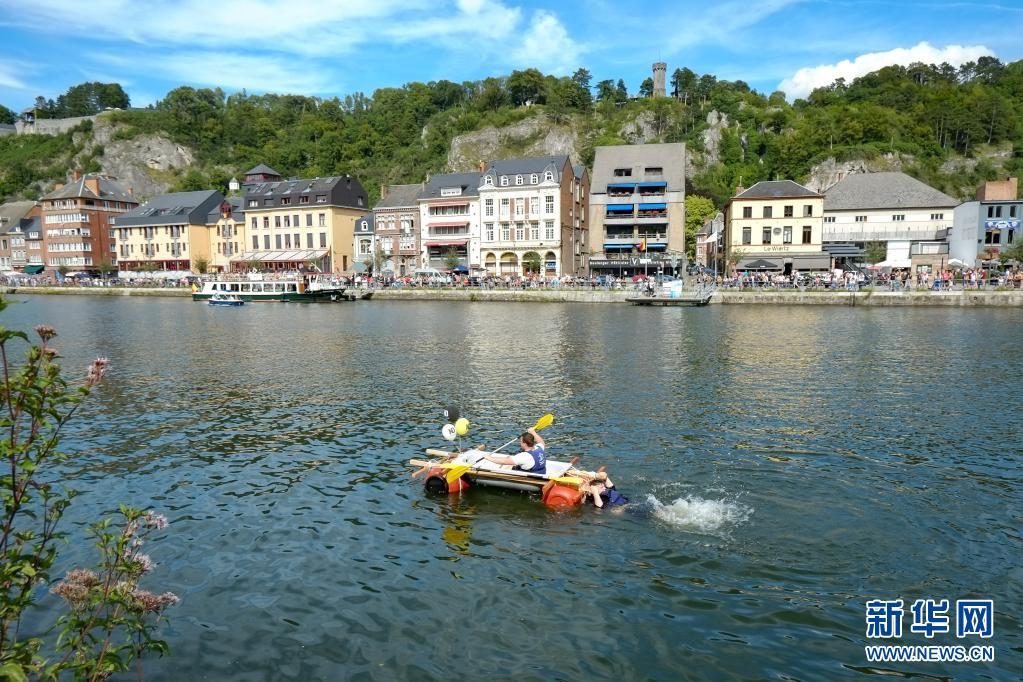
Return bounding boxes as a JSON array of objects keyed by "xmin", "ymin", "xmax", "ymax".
[
  {"xmin": 530, "ymin": 174, "xmax": 538, "ymax": 184},
  {"xmin": 481, "ymin": 175, "xmax": 493, "ymax": 187},
  {"xmin": 545, "ymin": 171, "xmax": 554, "ymax": 182},
  {"xmin": 515, "ymin": 175, "xmax": 523, "ymax": 185},
  {"xmin": 440, "ymin": 187, "xmax": 462, "ymax": 197},
  {"xmin": 500, "ymin": 176, "xmax": 508, "ymax": 186}
]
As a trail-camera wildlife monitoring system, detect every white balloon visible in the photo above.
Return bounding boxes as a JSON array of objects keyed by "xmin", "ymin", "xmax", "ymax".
[{"xmin": 441, "ymin": 423, "xmax": 457, "ymax": 441}]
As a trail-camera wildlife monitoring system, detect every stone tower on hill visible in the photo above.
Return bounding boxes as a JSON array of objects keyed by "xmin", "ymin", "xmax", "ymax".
[{"xmin": 653, "ymin": 62, "xmax": 667, "ymax": 98}]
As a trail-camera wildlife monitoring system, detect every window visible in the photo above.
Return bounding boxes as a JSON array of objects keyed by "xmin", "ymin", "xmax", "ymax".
[
  {"xmin": 530, "ymin": 222, "xmax": 539, "ymax": 240},
  {"xmin": 316, "ymin": 195, "xmax": 326, "ymax": 203},
  {"xmin": 644, "ymin": 167, "xmax": 662, "ymax": 174},
  {"xmin": 284, "ymin": 215, "xmax": 291, "ymax": 228},
  {"xmin": 515, "ymin": 223, "xmax": 524, "ymax": 240},
  {"xmin": 320, "ymin": 232, "xmax": 327, "ymax": 248},
  {"xmin": 284, "ymin": 234, "xmax": 291, "ymax": 249},
  {"xmin": 803, "ymin": 205, "xmax": 813, "ymax": 217},
  {"xmin": 251, "ymin": 217, "xmax": 257, "ymax": 229},
  {"xmin": 824, "ymin": 216, "xmax": 835, "ymax": 223},
  {"xmin": 294, "ymin": 234, "xmax": 300, "ymax": 248},
  {"xmin": 515, "ymin": 175, "xmax": 523, "ymax": 186},
  {"xmin": 529, "ymin": 197, "xmax": 538, "ymax": 215},
  {"xmin": 318, "ymin": 213, "xmax": 326, "ymax": 227},
  {"xmin": 294, "ymin": 214, "xmax": 299, "ymax": 227},
  {"xmin": 987, "ymin": 205, "xmax": 1002, "ymax": 218},
  {"xmin": 784, "ymin": 205, "xmax": 793, "ymax": 217},
  {"xmin": 783, "ymin": 226, "xmax": 792, "ymax": 244},
  {"xmin": 545, "ymin": 220, "xmax": 555, "ymax": 240},
  {"xmin": 762, "ymin": 206, "xmax": 772, "ymax": 218},
  {"xmin": 742, "ymin": 227, "xmax": 751, "ymax": 244},
  {"xmin": 485, "ymin": 223, "xmax": 494, "ymax": 241},
  {"xmin": 299, "ymin": 196, "xmax": 309, "ymax": 204},
  {"xmin": 275, "ymin": 235, "xmax": 282, "ymax": 249},
  {"xmin": 501, "ymin": 225, "xmax": 510, "ymax": 240},
  {"xmin": 762, "ymin": 227, "xmax": 771, "ymax": 244},
  {"xmin": 930, "ymin": 213, "xmax": 944, "ymax": 220},
  {"xmin": 515, "ymin": 199, "xmax": 524, "ymax": 216},
  {"xmin": 485, "ymin": 199, "xmax": 494, "ymax": 217},
  {"xmin": 530, "ymin": 174, "xmax": 538, "ymax": 184},
  {"xmin": 274, "ymin": 216, "xmax": 281, "ymax": 228},
  {"xmin": 440, "ymin": 187, "xmax": 461, "ymax": 197},
  {"xmin": 281, "ymin": 197, "xmax": 291, "ymax": 205},
  {"xmin": 263, "ymin": 235, "xmax": 270, "ymax": 249},
  {"xmin": 802, "ymin": 226, "xmax": 812, "ymax": 244},
  {"xmin": 500, "ymin": 176, "xmax": 508, "ymax": 186},
  {"xmin": 742, "ymin": 206, "xmax": 752, "ymax": 218},
  {"xmin": 1011, "ymin": 206, "xmax": 1018, "ymax": 218},
  {"xmin": 252, "ymin": 235, "xmax": 258, "ymax": 249},
  {"xmin": 307, "ymin": 233, "xmax": 313, "ymax": 248},
  {"xmin": 544, "ymin": 171, "xmax": 554, "ymax": 182},
  {"xmin": 306, "ymin": 214, "xmax": 312, "ymax": 226},
  {"xmin": 248, "ymin": 200, "xmax": 257, "ymax": 207},
  {"xmin": 892, "ymin": 214, "xmax": 905, "ymax": 222},
  {"xmin": 855, "ymin": 215, "xmax": 867, "ymax": 222},
  {"xmin": 984, "ymin": 230, "xmax": 1000, "ymax": 244},
  {"xmin": 613, "ymin": 168, "xmax": 632, "ymax": 177},
  {"xmin": 545, "ymin": 196, "xmax": 554, "ymax": 214},
  {"xmin": 263, "ymin": 217, "xmax": 269, "ymax": 228},
  {"xmin": 500, "ymin": 198, "xmax": 510, "ymax": 217},
  {"xmin": 263, "ymin": 198, "xmax": 273, "ymax": 206}
]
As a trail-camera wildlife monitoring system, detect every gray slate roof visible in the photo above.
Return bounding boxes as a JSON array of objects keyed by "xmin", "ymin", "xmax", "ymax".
[
  {"xmin": 244, "ymin": 175, "xmax": 368, "ymax": 210},
  {"xmin": 591, "ymin": 143, "xmax": 685, "ymax": 192},
  {"xmin": 375, "ymin": 183, "xmax": 423, "ymax": 209},
  {"xmin": 482, "ymin": 156, "xmax": 569, "ymax": 185},
  {"xmin": 736, "ymin": 180, "xmax": 820, "ymax": 199},
  {"xmin": 117, "ymin": 190, "xmax": 224, "ymax": 227},
  {"xmin": 573, "ymin": 164, "xmax": 586, "ymax": 180},
  {"xmin": 0, "ymin": 201, "xmax": 38, "ymax": 234},
  {"xmin": 244, "ymin": 164, "xmax": 281, "ymax": 177},
  {"xmin": 420, "ymin": 172, "xmax": 482, "ymax": 200},
  {"xmin": 205, "ymin": 196, "xmax": 243, "ymax": 224},
  {"xmin": 42, "ymin": 174, "xmax": 136, "ymax": 202},
  {"xmin": 824, "ymin": 172, "xmax": 959, "ymax": 210},
  {"xmin": 355, "ymin": 214, "xmax": 374, "ymax": 234}
]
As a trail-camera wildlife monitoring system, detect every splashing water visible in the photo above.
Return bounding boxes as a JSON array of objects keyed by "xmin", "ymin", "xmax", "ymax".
[{"xmin": 646, "ymin": 495, "xmax": 752, "ymax": 535}]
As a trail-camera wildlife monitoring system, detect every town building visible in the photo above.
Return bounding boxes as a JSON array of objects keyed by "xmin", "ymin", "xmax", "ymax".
[
  {"xmin": 242, "ymin": 164, "xmax": 283, "ymax": 186},
  {"xmin": 240, "ymin": 173, "xmax": 368, "ymax": 273},
  {"xmin": 207, "ymin": 197, "xmax": 245, "ymax": 273},
  {"xmin": 0, "ymin": 201, "xmax": 41, "ymax": 273},
  {"xmin": 353, "ymin": 214, "xmax": 375, "ymax": 271},
  {"xmin": 725, "ymin": 180, "xmax": 829, "ymax": 273},
  {"xmin": 114, "ymin": 190, "xmax": 227, "ymax": 276},
  {"xmin": 373, "ymin": 183, "xmax": 423, "ymax": 276},
  {"xmin": 823, "ymin": 172, "xmax": 958, "ymax": 272},
  {"xmin": 588, "ymin": 143, "xmax": 685, "ymax": 277},
  {"xmin": 478, "ymin": 156, "xmax": 588, "ymax": 276},
  {"xmin": 695, "ymin": 212, "xmax": 725, "ymax": 273},
  {"xmin": 419, "ymin": 172, "xmax": 482, "ymax": 271},
  {"xmin": 950, "ymin": 177, "xmax": 1020, "ymax": 266},
  {"xmin": 40, "ymin": 172, "xmax": 137, "ymax": 275}
]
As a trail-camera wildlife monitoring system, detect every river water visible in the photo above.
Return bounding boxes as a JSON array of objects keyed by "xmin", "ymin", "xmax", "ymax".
[{"xmin": 4, "ymin": 296, "xmax": 1021, "ymax": 680}]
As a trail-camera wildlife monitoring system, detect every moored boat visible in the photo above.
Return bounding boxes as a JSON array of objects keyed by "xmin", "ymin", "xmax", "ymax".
[
  {"xmin": 192, "ymin": 275, "xmax": 357, "ymax": 302},
  {"xmin": 410, "ymin": 448, "xmax": 586, "ymax": 507},
  {"xmin": 208, "ymin": 293, "xmax": 244, "ymax": 306}
]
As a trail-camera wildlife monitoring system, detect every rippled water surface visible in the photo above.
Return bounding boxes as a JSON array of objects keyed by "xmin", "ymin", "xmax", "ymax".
[{"xmin": 5, "ymin": 296, "xmax": 1022, "ymax": 680}]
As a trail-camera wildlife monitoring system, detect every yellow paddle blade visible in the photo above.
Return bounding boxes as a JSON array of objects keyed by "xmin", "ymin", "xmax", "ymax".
[
  {"xmin": 534, "ymin": 413, "xmax": 554, "ymax": 431},
  {"xmin": 445, "ymin": 465, "xmax": 472, "ymax": 484}
]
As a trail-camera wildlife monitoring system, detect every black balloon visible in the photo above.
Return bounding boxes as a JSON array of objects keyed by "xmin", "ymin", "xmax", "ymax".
[{"xmin": 443, "ymin": 405, "xmax": 460, "ymax": 422}]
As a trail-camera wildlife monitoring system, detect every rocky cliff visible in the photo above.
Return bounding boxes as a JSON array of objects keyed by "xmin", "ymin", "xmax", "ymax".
[{"xmin": 447, "ymin": 115, "xmax": 581, "ymax": 171}]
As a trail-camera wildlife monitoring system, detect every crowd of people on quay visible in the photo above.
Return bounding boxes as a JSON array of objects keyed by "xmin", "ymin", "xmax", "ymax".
[{"xmin": 718, "ymin": 266, "xmax": 1023, "ymax": 291}]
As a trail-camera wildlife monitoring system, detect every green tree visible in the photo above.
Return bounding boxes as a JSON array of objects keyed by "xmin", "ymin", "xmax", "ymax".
[
  {"xmin": 0, "ymin": 104, "xmax": 15, "ymax": 124},
  {"xmin": 864, "ymin": 241, "xmax": 887, "ymax": 264},
  {"xmin": 95, "ymin": 256, "xmax": 117, "ymax": 278},
  {"xmin": 192, "ymin": 256, "xmax": 210, "ymax": 274},
  {"xmin": 523, "ymin": 252, "xmax": 541, "ymax": 273},
  {"xmin": 52, "ymin": 82, "xmax": 130, "ymax": 117},
  {"xmin": 507, "ymin": 68, "xmax": 545, "ymax": 106},
  {"xmin": 684, "ymin": 195, "xmax": 717, "ymax": 261},
  {"xmin": 570, "ymin": 68, "xmax": 593, "ymax": 108},
  {"xmin": 595, "ymin": 79, "xmax": 615, "ymax": 102},
  {"xmin": 615, "ymin": 79, "xmax": 628, "ymax": 102},
  {"xmin": 444, "ymin": 247, "xmax": 461, "ymax": 271},
  {"xmin": 639, "ymin": 78, "xmax": 654, "ymax": 98}
]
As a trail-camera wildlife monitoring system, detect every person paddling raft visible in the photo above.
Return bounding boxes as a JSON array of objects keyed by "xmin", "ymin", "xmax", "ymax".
[{"xmin": 482, "ymin": 427, "xmax": 546, "ymax": 474}]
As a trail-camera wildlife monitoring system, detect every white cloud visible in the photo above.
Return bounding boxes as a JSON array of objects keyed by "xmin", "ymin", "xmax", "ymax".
[
  {"xmin": 778, "ymin": 42, "xmax": 995, "ymax": 99},
  {"xmin": 0, "ymin": 59, "xmax": 29, "ymax": 89},
  {"xmin": 510, "ymin": 10, "xmax": 584, "ymax": 75}
]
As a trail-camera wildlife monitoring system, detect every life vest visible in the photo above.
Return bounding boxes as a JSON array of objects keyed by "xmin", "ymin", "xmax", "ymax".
[{"xmin": 516, "ymin": 445, "xmax": 546, "ymax": 475}]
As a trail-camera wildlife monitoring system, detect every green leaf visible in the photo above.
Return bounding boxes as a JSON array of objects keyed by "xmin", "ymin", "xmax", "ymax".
[{"xmin": 0, "ymin": 662, "xmax": 29, "ymax": 682}]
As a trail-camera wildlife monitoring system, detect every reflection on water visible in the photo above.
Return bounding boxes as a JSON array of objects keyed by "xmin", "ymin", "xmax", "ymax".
[{"xmin": 4, "ymin": 296, "xmax": 1021, "ymax": 680}]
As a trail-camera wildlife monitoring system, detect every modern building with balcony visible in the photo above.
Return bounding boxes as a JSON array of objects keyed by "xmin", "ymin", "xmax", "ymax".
[
  {"xmin": 419, "ymin": 172, "xmax": 481, "ymax": 271},
  {"xmin": 240, "ymin": 173, "xmax": 368, "ymax": 273},
  {"xmin": 823, "ymin": 172, "xmax": 959, "ymax": 272},
  {"xmin": 950, "ymin": 177, "xmax": 1020, "ymax": 266},
  {"xmin": 588, "ymin": 143, "xmax": 685, "ymax": 276},
  {"xmin": 40, "ymin": 172, "xmax": 138, "ymax": 275},
  {"xmin": 478, "ymin": 156, "xmax": 587, "ymax": 277},
  {"xmin": 115, "ymin": 190, "xmax": 228, "ymax": 276},
  {"xmin": 726, "ymin": 180, "xmax": 828, "ymax": 273},
  {"xmin": 374, "ymin": 183, "xmax": 424, "ymax": 276}
]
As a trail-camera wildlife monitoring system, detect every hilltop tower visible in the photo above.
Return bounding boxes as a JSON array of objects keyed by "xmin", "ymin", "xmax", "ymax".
[{"xmin": 652, "ymin": 62, "xmax": 667, "ymax": 98}]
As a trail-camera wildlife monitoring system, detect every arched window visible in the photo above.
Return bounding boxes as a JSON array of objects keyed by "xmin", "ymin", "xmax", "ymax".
[
  {"xmin": 515, "ymin": 175, "xmax": 523, "ymax": 185},
  {"xmin": 500, "ymin": 176, "xmax": 508, "ymax": 186},
  {"xmin": 544, "ymin": 171, "xmax": 554, "ymax": 182},
  {"xmin": 530, "ymin": 174, "xmax": 538, "ymax": 184}
]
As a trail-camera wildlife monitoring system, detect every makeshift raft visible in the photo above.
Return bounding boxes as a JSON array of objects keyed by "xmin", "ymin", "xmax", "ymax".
[{"xmin": 410, "ymin": 448, "xmax": 586, "ymax": 508}]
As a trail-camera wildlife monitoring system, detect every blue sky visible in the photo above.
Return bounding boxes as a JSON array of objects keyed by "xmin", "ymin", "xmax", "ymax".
[{"xmin": 0, "ymin": 0, "xmax": 1021, "ymax": 110}]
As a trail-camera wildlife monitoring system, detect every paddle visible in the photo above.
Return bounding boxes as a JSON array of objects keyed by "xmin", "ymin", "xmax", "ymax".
[{"xmin": 444, "ymin": 413, "xmax": 553, "ymax": 484}]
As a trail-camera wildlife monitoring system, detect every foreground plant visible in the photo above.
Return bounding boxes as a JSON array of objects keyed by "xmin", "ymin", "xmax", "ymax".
[{"xmin": 0, "ymin": 296, "xmax": 176, "ymax": 680}]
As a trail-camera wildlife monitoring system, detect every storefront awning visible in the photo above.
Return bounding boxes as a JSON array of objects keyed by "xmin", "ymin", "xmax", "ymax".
[
  {"xmin": 607, "ymin": 204, "xmax": 633, "ymax": 211},
  {"xmin": 638, "ymin": 203, "xmax": 666, "ymax": 210},
  {"xmin": 607, "ymin": 183, "xmax": 636, "ymax": 189},
  {"xmin": 425, "ymin": 240, "xmax": 468, "ymax": 247},
  {"xmin": 638, "ymin": 182, "xmax": 667, "ymax": 188},
  {"xmin": 234, "ymin": 249, "xmax": 328, "ymax": 263},
  {"xmin": 426, "ymin": 221, "xmax": 469, "ymax": 228},
  {"xmin": 23, "ymin": 264, "xmax": 45, "ymax": 274},
  {"xmin": 603, "ymin": 243, "xmax": 633, "ymax": 249}
]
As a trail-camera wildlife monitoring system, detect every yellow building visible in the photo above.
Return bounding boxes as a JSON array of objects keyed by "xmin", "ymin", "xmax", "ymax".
[
  {"xmin": 240, "ymin": 173, "xmax": 368, "ymax": 273},
  {"xmin": 115, "ymin": 190, "xmax": 230, "ymax": 277},
  {"xmin": 725, "ymin": 180, "xmax": 829, "ymax": 274}
]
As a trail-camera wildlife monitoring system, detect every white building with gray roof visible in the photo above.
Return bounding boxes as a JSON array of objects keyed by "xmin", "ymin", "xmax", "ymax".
[
  {"xmin": 823, "ymin": 172, "xmax": 959, "ymax": 271},
  {"xmin": 419, "ymin": 172, "xmax": 481, "ymax": 272},
  {"xmin": 588, "ymin": 143, "xmax": 686, "ymax": 276}
]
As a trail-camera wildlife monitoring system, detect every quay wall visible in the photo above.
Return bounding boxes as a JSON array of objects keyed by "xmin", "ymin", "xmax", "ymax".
[{"xmin": 6, "ymin": 287, "xmax": 1023, "ymax": 306}]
